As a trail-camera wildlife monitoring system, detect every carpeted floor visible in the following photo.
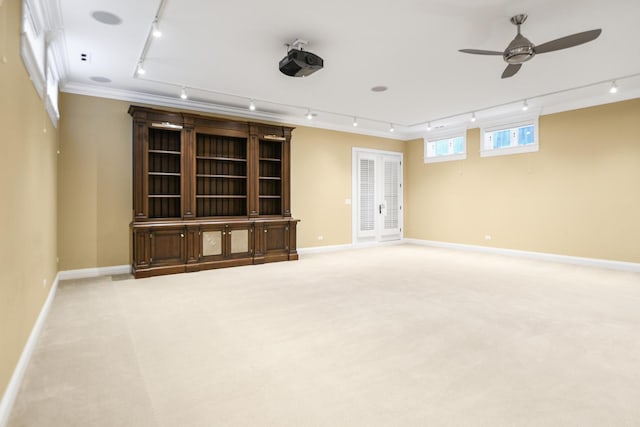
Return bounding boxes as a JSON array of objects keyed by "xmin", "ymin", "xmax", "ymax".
[{"xmin": 7, "ymin": 245, "xmax": 640, "ymax": 426}]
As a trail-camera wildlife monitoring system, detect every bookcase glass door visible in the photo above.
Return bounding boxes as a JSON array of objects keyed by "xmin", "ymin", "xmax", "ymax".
[
  {"xmin": 148, "ymin": 128, "xmax": 181, "ymax": 218},
  {"xmin": 258, "ymin": 140, "xmax": 282, "ymax": 215},
  {"xmin": 196, "ymin": 134, "xmax": 248, "ymax": 217}
]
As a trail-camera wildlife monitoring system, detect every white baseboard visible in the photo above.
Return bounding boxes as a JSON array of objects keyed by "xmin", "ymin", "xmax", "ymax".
[
  {"xmin": 58, "ymin": 264, "xmax": 131, "ymax": 280},
  {"xmin": 298, "ymin": 239, "xmax": 404, "ymax": 255},
  {"xmin": 298, "ymin": 243, "xmax": 355, "ymax": 255},
  {"xmin": 0, "ymin": 273, "xmax": 60, "ymax": 427},
  {"xmin": 404, "ymin": 238, "xmax": 640, "ymax": 273}
]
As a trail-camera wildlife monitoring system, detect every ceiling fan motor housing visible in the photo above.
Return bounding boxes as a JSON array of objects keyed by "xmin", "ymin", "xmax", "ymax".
[{"xmin": 503, "ymin": 34, "xmax": 535, "ymax": 64}]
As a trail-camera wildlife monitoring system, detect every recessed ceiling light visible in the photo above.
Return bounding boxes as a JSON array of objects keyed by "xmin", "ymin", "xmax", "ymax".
[
  {"xmin": 371, "ymin": 86, "xmax": 388, "ymax": 92},
  {"xmin": 91, "ymin": 11, "xmax": 122, "ymax": 25},
  {"xmin": 90, "ymin": 76, "xmax": 111, "ymax": 83}
]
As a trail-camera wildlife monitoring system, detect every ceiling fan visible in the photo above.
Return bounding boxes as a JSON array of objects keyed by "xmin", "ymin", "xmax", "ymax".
[{"xmin": 459, "ymin": 14, "xmax": 602, "ymax": 78}]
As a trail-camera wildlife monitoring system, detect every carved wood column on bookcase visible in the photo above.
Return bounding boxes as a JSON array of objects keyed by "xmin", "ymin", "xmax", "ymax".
[
  {"xmin": 282, "ymin": 127, "xmax": 293, "ymax": 217},
  {"xmin": 248, "ymin": 124, "xmax": 259, "ymax": 218},
  {"xmin": 182, "ymin": 114, "xmax": 195, "ymax": 219}
]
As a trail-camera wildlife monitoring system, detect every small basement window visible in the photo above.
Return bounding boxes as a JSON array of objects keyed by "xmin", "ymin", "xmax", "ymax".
[
  {"xmin": 424, "ymin": 129, "xmax": 466, "ymax": 163},
  {"xmin": 480, "ymin": 115, "xmax": 539, "ymax": 157}
]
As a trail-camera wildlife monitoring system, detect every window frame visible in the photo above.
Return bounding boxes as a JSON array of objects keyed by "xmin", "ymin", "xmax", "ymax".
[
  {"xmin": 20, "ymin": 0, "xmax": 46, "ymax": 98},
  {"xmin": 480, "ymin": 114, "xmax": 539, "ymax": 158},
  {"xmin": 45, "ymin": 45, "xmax": 60, "ymax": 126},
  {"xmin": 423, "ymin": 128, "xmax": 467, "ymax": 164}
]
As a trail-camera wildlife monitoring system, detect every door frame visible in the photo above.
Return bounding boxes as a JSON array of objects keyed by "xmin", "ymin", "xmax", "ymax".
[{"xmin": 351, "ymin": 147, "xmax": 404, "ymax": 245}]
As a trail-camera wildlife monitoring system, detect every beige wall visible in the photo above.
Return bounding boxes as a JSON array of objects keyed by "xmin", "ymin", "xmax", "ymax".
[
  {"xmin": 405, "ymin": 99, "xmax": 640, "ymax": 263},
  {"xmin": 56, "ymin": 95, "xmax": 405, "ymax": 267},
  {"xmin": 57, "ymin": 94, "xmax": 131, "ymax": 270},
  {"xmin": 0, "ymin": 0, "xmax": 59, "ymax": 399},
  {"xmin": 291, "ymin": 127, "xmax": 405, "ymax": 248}
]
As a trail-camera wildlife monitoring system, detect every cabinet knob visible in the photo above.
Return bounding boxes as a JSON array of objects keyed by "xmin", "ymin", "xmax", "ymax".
[
  {"xmin": 180, "ymin": 233, "xmax": 184, "ymax": 238},
  {"xmin": 264, "ymin": 229, "xmax": 268, "ymax": 233}
]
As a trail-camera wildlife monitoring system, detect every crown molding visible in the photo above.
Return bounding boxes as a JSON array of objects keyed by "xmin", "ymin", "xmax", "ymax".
[
  {"xmin": 61, "ymin": 82, "xmax": 409, "ymax": 140},
  {"xmin": 401, "ymin": 89, "xmax": 640, "ymax": 140},
  {"xmin": 61, "ymin": 80, "xmax": 640, "ymax": 142}
]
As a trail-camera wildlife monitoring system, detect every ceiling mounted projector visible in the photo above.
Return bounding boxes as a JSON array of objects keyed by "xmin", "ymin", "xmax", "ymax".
[{"xmin": 279, "ymin": 39, "xmax": 323, "ymax": 77}]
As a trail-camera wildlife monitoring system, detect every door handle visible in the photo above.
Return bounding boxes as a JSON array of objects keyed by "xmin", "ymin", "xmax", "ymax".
[{"xmin": 379, "ymin": 204, "xmax": 382, "ymax": 214}]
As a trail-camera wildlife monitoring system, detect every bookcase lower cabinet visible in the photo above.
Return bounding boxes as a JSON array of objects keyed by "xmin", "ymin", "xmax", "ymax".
[
  {"xmin": 131, "ymin": 219, "xmax": 299, "ymax": 278},
  {"xmin": 132, "ymin": 225, "xmax": 187, "ymax": 278},
  {"xmin": 254, "ymin": 220, "xmax": 299, "ymax": 264},
  {"xmin": 194, "ymin": 222, "xmax": 255, "ymax": 271}
]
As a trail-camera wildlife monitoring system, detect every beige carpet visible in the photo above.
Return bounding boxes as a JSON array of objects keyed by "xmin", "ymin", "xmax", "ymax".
[{"xmin": 7, "ymin": 245, "xmax": 640, "ymax": 427}]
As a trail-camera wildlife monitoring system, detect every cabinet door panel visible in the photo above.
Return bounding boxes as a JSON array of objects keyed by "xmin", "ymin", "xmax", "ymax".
[
  {"xmin": 202, "ymin": 230, "xmax": 223, "ymax": 256},
  {"xmin": 265, "ymin": 224, "xmax": 288, "ymax": 252},
  {"xmin": 230, "ymin": 229, "xmax": 249, "ymax": 254},
  {"xmin": 150, "ymin": 229, "xmax": 185, "ymax": 266}
]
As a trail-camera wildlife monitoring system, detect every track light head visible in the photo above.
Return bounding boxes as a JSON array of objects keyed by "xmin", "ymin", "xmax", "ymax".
[{"xmin": 152, "ymin": 22, "xmax": 162, "ymax": 38}]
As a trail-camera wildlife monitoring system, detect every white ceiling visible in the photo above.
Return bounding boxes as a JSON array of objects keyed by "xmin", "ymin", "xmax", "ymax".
[{"xmin": 54, "ymin": 0, "xmax": 640, "ymax": 138}]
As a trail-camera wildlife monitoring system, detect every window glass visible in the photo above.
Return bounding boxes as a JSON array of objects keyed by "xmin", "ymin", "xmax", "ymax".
[
  {"xmin": 480, "ymin": 117, "xmax": 538, "ymax": 157},
  {"xmin": 424, "ymin": 132, "xmax": 467, "ymax": 163}
]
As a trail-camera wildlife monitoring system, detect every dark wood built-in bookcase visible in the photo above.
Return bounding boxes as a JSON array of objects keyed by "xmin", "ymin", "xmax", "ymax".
[{"xmin": 129, "ymin": 106, "xmax": 298, "ymax": 278}]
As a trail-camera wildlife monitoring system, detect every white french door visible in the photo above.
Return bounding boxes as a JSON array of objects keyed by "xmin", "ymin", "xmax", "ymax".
[{"xmin": 353, "ymin": 148, "xmax": 403, "ymax": 243}]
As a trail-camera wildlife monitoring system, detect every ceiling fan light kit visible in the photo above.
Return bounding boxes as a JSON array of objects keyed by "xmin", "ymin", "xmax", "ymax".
[{"xmin": 459, "ymin": 14, "xmax": 602, "ymax": 78}]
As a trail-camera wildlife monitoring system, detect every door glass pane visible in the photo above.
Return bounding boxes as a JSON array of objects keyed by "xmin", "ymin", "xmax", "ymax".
[
  {"xmin": 230, "ymin": 229, "xmax": 249, "ymax": 254},
  {"xmin": 202, "ymin": 231, "xmax": 222, "ymax": 256},
  {"xmin": 359, "ymin": 158, "xmax": 375, "ymax": 232},
  {"xmin": 383, "ymin": 159, "xmax": 399, "ymax": 230}
]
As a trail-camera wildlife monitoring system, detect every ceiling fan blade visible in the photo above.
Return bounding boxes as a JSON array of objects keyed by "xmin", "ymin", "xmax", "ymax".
[
  {"xmin": 535, "ymin": 29, "xmax": 602, "ymax": 54},
  {"xmin": 501, "ymin": 63, "xmax": 522, "ymax": 79},
  {"xmin": 459, "ymin": 49, "xmax": 503, "ymax": 56}
]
